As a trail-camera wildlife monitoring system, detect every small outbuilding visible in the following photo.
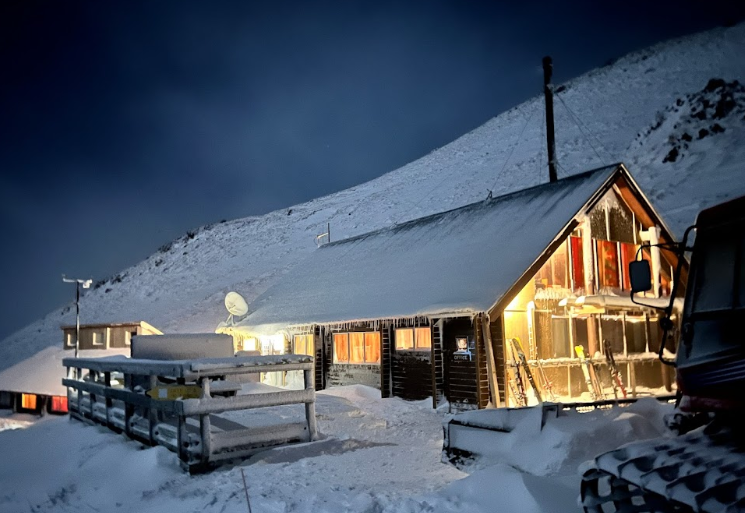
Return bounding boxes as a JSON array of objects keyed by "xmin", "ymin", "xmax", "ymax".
[{"xmin": 0, "ymin": 321, "xmax": 162, "ymax": 415}]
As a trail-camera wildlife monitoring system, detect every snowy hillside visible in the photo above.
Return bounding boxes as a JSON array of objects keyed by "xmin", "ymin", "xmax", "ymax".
[{"xmin": 2, "ymin": 22, "xmax": 745, "ymax": 371}]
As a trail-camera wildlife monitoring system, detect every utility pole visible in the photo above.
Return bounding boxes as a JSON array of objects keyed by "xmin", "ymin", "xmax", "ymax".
[
  {"xmin": 62, "ymin": 275, "xmax": 92, "ymax": 359},
  {"xmin": 542, "ymin": 56, "xmax": 558, "ymax": 183}
]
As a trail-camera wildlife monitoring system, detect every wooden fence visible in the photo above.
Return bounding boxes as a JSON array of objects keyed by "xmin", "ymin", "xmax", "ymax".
[{"xmin": 62, "ymin": 354, "xmax": 318, "ymax": 472}]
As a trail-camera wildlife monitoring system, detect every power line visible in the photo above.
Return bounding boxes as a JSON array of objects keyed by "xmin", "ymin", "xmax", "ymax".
[
  {"xmin": 555, "ymin": 93, "xmax": 615, "ymax": 166},
  {"xmin": 489, "ymin": 100, "xmax": 542, "ymax": 194}
]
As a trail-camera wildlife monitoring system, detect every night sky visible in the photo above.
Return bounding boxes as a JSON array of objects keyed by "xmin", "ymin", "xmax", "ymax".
[{"xmin": 1, "ymin": 1, "xmax": 744, "ymax": 341}]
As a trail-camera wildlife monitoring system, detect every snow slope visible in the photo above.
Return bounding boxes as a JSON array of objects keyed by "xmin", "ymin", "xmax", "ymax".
[{"xmin": 2, "ymin": 22, "xmax": 745, "ymax": 377}]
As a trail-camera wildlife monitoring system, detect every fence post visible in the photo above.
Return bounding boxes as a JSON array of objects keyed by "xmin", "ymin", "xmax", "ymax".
[
  {"xmin": 304, "ymin": 368, "xmax": 318, "ymax": 441},
  {"xmin": 124, "ymin": 373, "xmax": 134, "ymax": 439},
  {"xmin": 148, "ymin": 375, "xmax": 158, "ymax": 445},
  {"xmin": 199, "ymin": 377, "xmax": 212, "ymax": 464},
  {"xmin": 104, "ymin": 371, "xmax": 113, "ymax": 429}
]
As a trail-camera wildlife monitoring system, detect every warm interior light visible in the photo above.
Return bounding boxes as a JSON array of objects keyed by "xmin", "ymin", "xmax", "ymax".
[
  {"xmin": 51, "ymin": 396, "xmax": 68, "ymax": 413},
  {"xmin": 21, "ymin": 393, "xmax": 37, "ymax": 410}
]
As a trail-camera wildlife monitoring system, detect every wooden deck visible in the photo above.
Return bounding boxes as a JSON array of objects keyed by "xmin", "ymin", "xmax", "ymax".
[{"xmin": 62, "ymin": 354, "xmax": 318, "ymax": 472}]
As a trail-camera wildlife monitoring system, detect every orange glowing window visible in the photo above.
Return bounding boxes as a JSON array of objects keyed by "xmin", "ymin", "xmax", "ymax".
[
  {"xmin": 51, "ymin": 396, "xmax": 68, "ymax": 413},
  {"xmin": 396, "ymin": 328, "xmax": 431, "ymax": 351},
  {"xmin": 293, "ymin": 334, "xmax": 314, "ymax": 356},
  {"xmin": 21, "ymin": 394, "xmax": 37, "ymax": 410},
  {"xmin": 415, "ymin": 328, "xmax": 431, "ymax": 350},
  {"xmin": 333, "ymin": 333, "xmax": 349, "ymax": 363},
  {"xmin": 364, "ymin": 333, "xmax": 380, "ymax": 363},
  {"xmin": 597, "ymin": 239, "xmax": 620, "ymax": 289},
  {"xmin": 350, "ymin": 333, "xmax": 364, "ymax": 363},
  {"xmin": 395, "ymin": 329, "xmax": 414, "ymax": 350},
  {"xmin": 334, "ymin": 332, "xmax": 380, "ymax": 364}
]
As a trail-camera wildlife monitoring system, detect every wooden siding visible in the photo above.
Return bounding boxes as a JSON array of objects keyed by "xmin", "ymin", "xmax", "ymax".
[
  {"xmin": 326, "ymin": 364, "xmax": 381, "ymax": 389},
  {"xmin": 431, "ymin": 320, "xmax": 444, "ymax": 408},
  {"xmin": 391, "ymin": 351, "xmax": 432, "ymax": 400},
  {"xmin": 489, "ymin": 315, "xmax": 507, "ymax": 406},
  {"xmin": 442, "ymin": 318, "xmax": 479, "ymax": 411},
  {"xmin": 314, "ymin": 326, "xmax": 324, "ymax": 391},
  {"xmin": 381, "ymin": 323, "xmax": 392, "ymax": 398},
  {"xmin": 474, "ymin": 316, "xmax": 489, "ymax": 409}
]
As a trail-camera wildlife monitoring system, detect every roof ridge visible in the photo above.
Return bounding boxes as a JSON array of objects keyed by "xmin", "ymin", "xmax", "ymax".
[{"xmin": 322, "ymin": 163, "xmax": 621, "ymax": 248}]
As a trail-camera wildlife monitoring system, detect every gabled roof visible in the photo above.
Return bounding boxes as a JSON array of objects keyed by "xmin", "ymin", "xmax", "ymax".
[{"xmin": 239, "ymin": 164, "xmax": 656, "ymax": 334}]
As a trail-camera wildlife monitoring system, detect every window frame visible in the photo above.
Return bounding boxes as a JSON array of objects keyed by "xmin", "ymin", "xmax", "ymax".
[
  {"xmin": 395, "ymin": 327, "xmax": 432, "ymax": 351},
  {"xmin": 333, "ymin": 330, "xmax": 380, "ymax": 364},
  {"xmin": 293, "ymin": 334, "xmax": 314, "ymax": 356}
]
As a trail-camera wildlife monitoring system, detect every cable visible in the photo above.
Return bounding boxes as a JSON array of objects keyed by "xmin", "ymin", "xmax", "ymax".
[
  {"xmin": 488, "ymin": 100, "xmax": 542, "ymax": 194},
  {"xmin": 555, "ymin": 94, "xmax": 615, "ymax": 166}
]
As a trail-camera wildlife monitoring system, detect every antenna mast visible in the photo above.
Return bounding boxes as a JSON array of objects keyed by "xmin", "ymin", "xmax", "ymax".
[{"xmin": 543, "ymin": 56, "xmax": 558, "ymax": 183}]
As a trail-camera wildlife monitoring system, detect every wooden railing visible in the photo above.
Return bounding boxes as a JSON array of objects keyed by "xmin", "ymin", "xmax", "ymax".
[{"xmin": 62, "ymin": 354, "xmax": 318, "ymax": 472}]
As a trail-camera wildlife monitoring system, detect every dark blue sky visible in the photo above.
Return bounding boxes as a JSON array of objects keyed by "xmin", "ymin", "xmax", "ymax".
[{"xmin": 1, "ymin": 1, "xmax": 743, "ymax": 341}]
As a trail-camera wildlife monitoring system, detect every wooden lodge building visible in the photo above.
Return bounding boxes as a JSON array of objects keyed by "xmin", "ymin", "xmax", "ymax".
[{"xmin": 225, "ymin": 164, "xmax": 687, "ymax": 411}]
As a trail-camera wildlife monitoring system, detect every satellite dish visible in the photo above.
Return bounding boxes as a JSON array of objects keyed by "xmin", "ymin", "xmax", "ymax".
[{"xmin": 225, "ymin": 291, "xmax": 249, "ymax": 317}]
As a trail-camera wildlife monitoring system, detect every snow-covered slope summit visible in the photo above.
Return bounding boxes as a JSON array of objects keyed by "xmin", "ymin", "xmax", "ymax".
[{"xmin": 2, "ymin": 22, "xmax": 745, "ymax": 372}]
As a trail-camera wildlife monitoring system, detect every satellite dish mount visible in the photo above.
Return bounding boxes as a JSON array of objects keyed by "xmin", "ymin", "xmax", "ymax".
[{"xmin": 224, "ymin": 291, "xmax": 249, "ymax": 326}]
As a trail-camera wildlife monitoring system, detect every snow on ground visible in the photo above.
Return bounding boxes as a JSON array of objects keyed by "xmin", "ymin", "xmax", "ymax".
[{"xmin": 0, "ymin": 385, "xmax": 674, "ymax": 513}]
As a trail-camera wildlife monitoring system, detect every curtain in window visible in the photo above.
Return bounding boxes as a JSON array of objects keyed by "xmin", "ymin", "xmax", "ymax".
[
  {"xmin": 21, "ymin": 394, "xmax": 37, "ymax": 410},
  {"xmin": 396, "ymin": 329, "xmax": 414, "ymax": 350},
  {"xmin": 350, "ymin": 333, "xmax": 364, "ymax": 363},
  {"xmin": 570, "ymin": 236, "xmax": 584, "ymax": 290},
  {"xmin": 415, "ymin": 328, "xmax": 431, "ymax": 349},
  {"xmin": 294, "ymin": 334, "xmax": 313, "ymax": 355},
  {"xmin": 620, "ymin": 242, "xmax": 640, "ymax": 291},
  {"xmin": 333, "ymin": 333, "xmax": 349, "ymax": 363},
  {"xmin": 51, "ymin": 396, "xmax": 68, "ymax": 413},
  {"xmin": 597, "ymin": 239, "xmax": 620, "ymax": 288},
  {"xmin": 365, "ymin": 333, "xmax": 380, "ymax": 363}
]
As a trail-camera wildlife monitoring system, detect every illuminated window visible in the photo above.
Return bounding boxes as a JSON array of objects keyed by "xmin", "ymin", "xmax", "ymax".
[
  {"xmin": 92, "ymin": 330, "xmax": 105, "ymax": 346},
  {"xmin": 125, "ymin": 330, "xmax": 136, "ymax": 346},
  {"xmin": 536, "ymin": 240, "xmax": 570, "ymax": 289},
  {"xmin": 596, "ymin": 240, "xmax": 620, "ymax": 289},
  {"xmin": 293, "ymin": 334, "xmax": 314, "ymax": 356},
  {"xmin": 21, "ymin": 394, "xmax": 37, "ymax": 410},
  {"xmin": 334, "ymin": 332, "xmax": 380, "ymax": 364},
  {"xmin": 395, "ymin": 328, "xmax": 431, "ymax": 351},
  {"xmin": 333, "ymin": 333, "xmax": 349, "ymax": 363},
  {"xmin": 51, "ymin": 396, "xmax": 68, "ymax": 413}
]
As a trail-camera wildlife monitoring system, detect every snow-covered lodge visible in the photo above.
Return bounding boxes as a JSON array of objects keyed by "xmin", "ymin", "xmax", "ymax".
[{"xmin": 221, "ymin": 163, "xmax": 686, "ymax": 410}]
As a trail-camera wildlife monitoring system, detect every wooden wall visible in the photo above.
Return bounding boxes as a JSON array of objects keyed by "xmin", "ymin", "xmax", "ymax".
[{"xmin": 442, "ymin": 318, "xmax": 479, "ymax": 411}]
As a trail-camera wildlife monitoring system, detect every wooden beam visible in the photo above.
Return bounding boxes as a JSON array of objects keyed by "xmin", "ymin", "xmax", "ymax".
[{"xmin": 480, "ymin": 314, "xmax": 501, "ymax": 408}]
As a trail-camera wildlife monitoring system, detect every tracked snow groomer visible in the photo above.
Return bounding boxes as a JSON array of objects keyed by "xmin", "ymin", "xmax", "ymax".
[{"xmin": 580, "ymin": 194, "xmax": 745, "ymax": 512}]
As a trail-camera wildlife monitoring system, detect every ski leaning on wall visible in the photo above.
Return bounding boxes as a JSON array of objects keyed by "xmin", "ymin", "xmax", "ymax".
[
  {"xmin": 603, "ymin": 339, "xmax": 627, "ymax": 399},
  {"xmin": 510, "ymin": 338, "xmax": 542, "ymax": 404},
  {"xmin": 575, "ymin": 345, "xmax": 604, "ymax": 401}
]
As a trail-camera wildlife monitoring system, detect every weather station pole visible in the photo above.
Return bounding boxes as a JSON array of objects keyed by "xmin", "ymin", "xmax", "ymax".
[{"xmin": 62, "ymin": 275, "xmax": 92, "ymax": 359}]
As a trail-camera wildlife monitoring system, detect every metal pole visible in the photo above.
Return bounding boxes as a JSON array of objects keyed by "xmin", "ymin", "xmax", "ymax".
[
  {"xmin": 542, "ymin": 56, "xmax": 558, "ymax": 183},
  {"xmin": 75, "ymin": 282, "xmax": 80, "ymax": 359}
]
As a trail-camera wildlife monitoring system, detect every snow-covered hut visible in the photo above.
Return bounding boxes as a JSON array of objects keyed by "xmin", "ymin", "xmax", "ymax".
[
  {"xmin": 0, "ymin": 321, "xmax": 161, "ymax": 415},
  {"xmin": 228, "ymin": 164, "xmax": 686, "ymax": 411}
]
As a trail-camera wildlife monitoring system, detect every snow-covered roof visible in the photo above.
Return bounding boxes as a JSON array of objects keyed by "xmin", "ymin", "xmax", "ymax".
[{"xmin": 240, "ymin": 164, "xmax": 624, "ymax": 333}]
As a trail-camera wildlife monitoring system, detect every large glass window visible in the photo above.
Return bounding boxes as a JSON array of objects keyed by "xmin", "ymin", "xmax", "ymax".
[
  {"xmin": 395, "ymin": 328, "xmax": 431, "ymax": 350},
  {"xmin": 536, "ymin": 241, "xmax": 569, "ymax": 290},
  {"xmin": 293, "ymin": 334, "xmax": 314, "ymax": 356},
  {"xmin": 334, "ymin": 332, "xmax": 380, "ymax": 364}
]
